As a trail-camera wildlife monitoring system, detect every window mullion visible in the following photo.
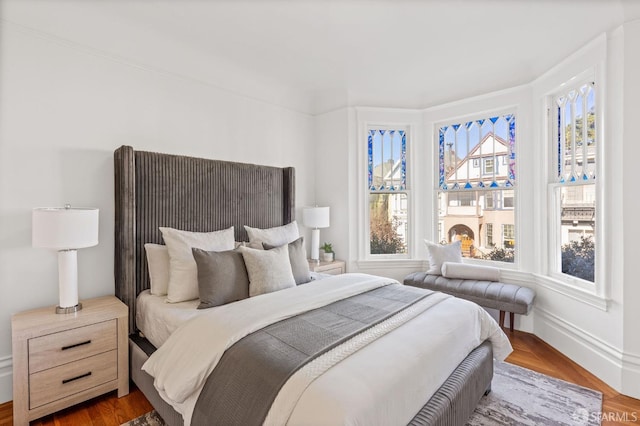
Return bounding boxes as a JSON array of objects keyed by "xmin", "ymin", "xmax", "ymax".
[
  {"xmin": 478, "ymin": 121, "xmax": 482, "ymax": 186},
  {"xmin": 570, "ymin": 95, "xmax": 577, "ymax": 181},
  {"xmin": 389, "ymin": 130, "xmax": 394, "ymax": 190},
  {"xmin": 581, "ymin": 90, "xmax": 588, "ymax": 180},
  {"xmin": 453, "ymin": 127, "xmax": 459, "ymax": 185},
  {"xmin": 559, "ymin": 99, "xmax": 566, "ymax": 182},
  {"xmin": 492, "ymin": 120, "xmax": 497, "ymax": 184}
]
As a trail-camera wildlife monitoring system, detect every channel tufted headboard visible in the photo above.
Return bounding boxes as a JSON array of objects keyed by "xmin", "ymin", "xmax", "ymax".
[{"xmin": 113, "ymin": 145, "xmax": 295, "ymax": 332}]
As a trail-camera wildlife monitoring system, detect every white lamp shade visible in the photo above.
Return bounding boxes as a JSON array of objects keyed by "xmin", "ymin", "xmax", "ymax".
[
  {"xmin": 32, "ymin": 207, "xmax": 99, "ymax": 250},
  {"xmin": 302, "ymin": 206, "xmax": 330, "ymax": 229}
]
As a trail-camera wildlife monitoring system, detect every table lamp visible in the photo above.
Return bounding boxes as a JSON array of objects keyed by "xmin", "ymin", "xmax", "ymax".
[
  {"xmin": 302, "ymin": 206, "xmax": 330, "ymax": 263},
  {"xmin": 32, "ymin": 205, "xmax": 99, "ymax": 314}
]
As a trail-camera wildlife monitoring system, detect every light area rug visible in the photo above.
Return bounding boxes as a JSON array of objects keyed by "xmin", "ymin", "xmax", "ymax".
[
  {"xmin": 468, "ymin": 361, "xmax": 602, "ymax": 426},
  {"xmin": 122, "ymin": 361, "xmax": 603, "ymax": 426}
]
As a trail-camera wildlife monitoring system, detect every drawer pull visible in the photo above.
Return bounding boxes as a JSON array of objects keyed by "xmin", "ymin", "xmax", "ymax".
[
  {"xmin": 62, "ymin": 372, "xmax": 92, "ymax": 384},
  {"xmin": 61, "ymin": 340, "xmax": 92, "ymax": 351}
]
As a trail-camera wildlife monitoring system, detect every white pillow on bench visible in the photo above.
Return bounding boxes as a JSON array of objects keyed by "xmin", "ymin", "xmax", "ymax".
[
  {"xmin": 441, "ymin": 262, "xmax": 500, "ymax": 282},
  {"xmin": 424, "ymin": 240, "xmax": 462, "ymax": 275}
]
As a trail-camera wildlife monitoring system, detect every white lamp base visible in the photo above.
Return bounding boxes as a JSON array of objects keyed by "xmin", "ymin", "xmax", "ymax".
[
  {"xmin": 57, "ymin": 250, "xmax": 82, "ymax": 314},
  {"xmin": 310, "ymin": 228, "xmax": 320, "ymax": 263}
]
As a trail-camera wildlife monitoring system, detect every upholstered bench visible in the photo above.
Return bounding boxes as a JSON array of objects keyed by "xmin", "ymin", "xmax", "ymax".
[{"xmin": 404, "ymin": 272, "xmax": 535, "ymax": 332}]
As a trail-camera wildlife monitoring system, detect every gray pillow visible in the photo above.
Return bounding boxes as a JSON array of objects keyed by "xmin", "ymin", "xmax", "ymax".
[
  {"xmin": 192, "ymin": 248, "xmax": 249, "ymax": 309},
  {"xmin": 160, "ymin": 226, "xmax": 236, "ymax": 303},
  {"xmin": 263, "ymin": 237, "xmax": 311, "ymax": 285}
]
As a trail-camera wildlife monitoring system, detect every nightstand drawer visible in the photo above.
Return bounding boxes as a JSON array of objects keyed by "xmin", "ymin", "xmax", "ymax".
[
  {"xmin": 322, "ymin": 267, "xmax": 343, "ymax": 275},
  {"xmin": 29, "ymin": 349, "xmax": 118, "ymax": 409},
  {"xmin": 309, "ymin": 259, "xmax": 345, "ymax": 275},
  {"xmin": 29, "ymin": 319, "xmax": 117, "ymax": 373}
]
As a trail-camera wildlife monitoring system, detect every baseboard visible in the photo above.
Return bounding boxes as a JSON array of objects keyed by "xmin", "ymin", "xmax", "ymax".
[
  {"xmin": 621, "ymin": 351, "xmax": 640, "ymax": 398},
  {"xmin": 0, "ymin": 355, "xmax": 12, "ymax": 404},
  {"xmin": 535, "ymin": 306, "xmax": 640, "ymax": 398}
]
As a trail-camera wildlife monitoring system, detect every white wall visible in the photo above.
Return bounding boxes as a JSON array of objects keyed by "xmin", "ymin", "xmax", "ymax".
[
  {"xmin": 0, "ymin": 21, "xmax": 315, "ymax": 403},
  {"xmin": 314, "ymin": 108, "xmax": 350, "ymax": 263},
  {"xmin": 622, "ymin": 19, "xmax": 640, "ymax": 398}
]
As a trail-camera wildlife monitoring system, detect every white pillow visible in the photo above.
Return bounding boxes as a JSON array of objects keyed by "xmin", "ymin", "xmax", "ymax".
[
  {"xmin": 160, "ymin": 226, "xmax": 236, "ymax": 303},
  {"xmin": 441, "ymin": 261, "xmax": 501, "ymax": 282},
  {"xmin": 144, "ymin": 243, "xmax": 170, "ymax": 296},
  {"xmin": 235, "ymin": 241, "xmax": 264, "ymax": 250},
  {"xmin": 239, "ymin": 245, "xmax": 296, "ymax": 297},
  {"xmin": 424, "ymin": 240, "xmax": 462, "ymax": 275},
  {"xmin": 244, "ymin": 221, "xmax": 299, "ymax": 247}
]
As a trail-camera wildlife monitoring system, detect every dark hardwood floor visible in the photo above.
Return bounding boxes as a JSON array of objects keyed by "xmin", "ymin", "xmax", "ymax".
[{"xmin": 1, "ymin": 330, "xmax": 639, "ymax": 425}]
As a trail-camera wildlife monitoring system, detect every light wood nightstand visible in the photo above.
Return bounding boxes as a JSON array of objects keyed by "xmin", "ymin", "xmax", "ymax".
[
  {"xmin": 308, "ymin": 259, "xmax": 346, "ymax": 275},
  {"xmin": 11, "ymin": 296, "xmax": 129, "ymax": 426}
]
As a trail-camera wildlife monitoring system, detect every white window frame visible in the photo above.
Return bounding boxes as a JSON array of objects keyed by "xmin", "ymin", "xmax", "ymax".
[
  {"xmin": 502, "ymin": 223, "xmax": 515, "ymax": 247},
  {"xmin": 503, "ymin": 190, "xmax": 514, "ymax": 209},
  {"xmin": 434, "ymin": 108, "xmax": 518, "ymax": 266},
  {"xmin": 485, "ymin": 192, "xmax": 494, "ymax": 209},
  {"xmin": 545, "ymin": 71, "xmax": 603, "ymax": 293},
  {"xmin": 486, "ymin": 223, "xmax": 494, "ymax": 247},
  {"xmin": 362, "ymin": 123, "xmax": 413, "ymax": 260},
  {"xmin": 483, "ymin": 157, "xmax": 495, "ymax": 175}
]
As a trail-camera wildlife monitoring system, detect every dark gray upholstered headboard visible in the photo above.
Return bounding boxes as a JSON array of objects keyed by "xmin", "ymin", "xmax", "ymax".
[{"xmin": 114, "ymin": 145, "xmax": 295, "ymax": 332}]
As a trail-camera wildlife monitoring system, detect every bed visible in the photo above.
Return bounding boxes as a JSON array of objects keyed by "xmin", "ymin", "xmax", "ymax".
[{"xmin": 113, "ymin": 145, "xmax": 511, "ymax": 426}]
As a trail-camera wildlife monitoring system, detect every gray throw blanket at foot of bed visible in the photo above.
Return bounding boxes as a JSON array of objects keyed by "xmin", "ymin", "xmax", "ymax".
[{"xmin": 191, "ymin": 284, "xmax": 434, "ymax": 426}]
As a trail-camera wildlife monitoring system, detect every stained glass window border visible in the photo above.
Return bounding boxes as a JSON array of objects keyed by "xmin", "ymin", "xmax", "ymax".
[
  {"xmin": 368, "ymin": 129, "xmax": 407, "ymax": 192},
  {"xmin": 553, "ymin": 81, "xmax": 596, "ymax": 185},
  {"xmin": 438, "ymin": 114, "xmax": 516, "ymax": 191}
]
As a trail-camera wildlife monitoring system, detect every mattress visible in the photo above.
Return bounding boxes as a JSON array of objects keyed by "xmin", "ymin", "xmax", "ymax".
[
  {"xmin": 136, "ymin": 272, "xmax": 331, "ymax": 348},
  {"xmin": 136, "ymin": 290, "xmax": 200, "ymax": 348}
]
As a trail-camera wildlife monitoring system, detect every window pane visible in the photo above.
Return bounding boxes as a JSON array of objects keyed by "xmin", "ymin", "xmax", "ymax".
[
  {"xmin": 369, "ymin": 193, "xmax": 408, "ymax": 255},
  {"xmin": 368, "ymin": 129, "xmax": 406, "ymax": 191},
  {"xmin": 436, "ymin": 113, "xmax": 516, "ymax": 264},
  {"xmin": 439, "ymin": 114, "xmax": 515, "ymax": 190},
  {"xmin": 555, "ymin": 82, "xmax": 596, "ymax": 183},
  {"xmin": 560, "ymin": 185, "xmax": 595, "ymax": 281},
  {"xmin": 483, "ymin": 158, "xmax": 494, "ymax": 175},
  {"xmin": 437, "ymin": 190, "xmax": 514, "ymax": 262},
  {"xmin": 502, "ymin": 224, "xmax": 515, "ymax": 248},
  {"xmin": 503, "ymin": 190, "xmax": 514, "ymax": 208},
  {"xmin": 552, "ymin": 81, "xmax": 597, "ymax": 283}
]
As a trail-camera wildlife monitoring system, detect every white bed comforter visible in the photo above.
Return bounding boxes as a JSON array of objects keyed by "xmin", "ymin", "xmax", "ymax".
[{"xmin": 143, "ymin": 273, "xmax": 512, "ymax": 425}]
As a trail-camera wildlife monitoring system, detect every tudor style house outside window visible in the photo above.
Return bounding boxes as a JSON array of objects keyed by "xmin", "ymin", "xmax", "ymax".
[
  {"xmin": 436, "ymin": 114, "xmax": 516, "ymax": 263},
  {"xmin": 367, "ymin": 128, "xmax": 409, "ymax": 256},
  {"xmin": 549, "ymin": 81, "xmax": 596, "ymax": 283}
]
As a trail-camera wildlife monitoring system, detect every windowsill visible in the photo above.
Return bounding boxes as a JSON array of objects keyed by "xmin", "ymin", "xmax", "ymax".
[
  {"xmin": 531, "ymin": 273, "xmax": 609, "ymax": 311},
  {"xmin": 462, "ymin": 257, "xmax": 518, "ymax": 270},
  {"xmin": 355, "ymin": 259, "xmax": 428, "ymax": 270}
]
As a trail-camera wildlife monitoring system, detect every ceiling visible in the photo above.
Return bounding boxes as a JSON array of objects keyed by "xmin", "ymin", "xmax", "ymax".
[{"xmin": 3, "ymin": 0, "xmax": 640, "ymax": 114}]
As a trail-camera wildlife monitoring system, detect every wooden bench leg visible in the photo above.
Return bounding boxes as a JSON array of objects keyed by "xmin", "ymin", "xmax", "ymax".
[
  {"xmin": 509, "ymin": 312, "xmax": 515, "ymax": 332},
  {"xmin": 499, "ymin": 310, "xmax": 505, "ymax": 329}
]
